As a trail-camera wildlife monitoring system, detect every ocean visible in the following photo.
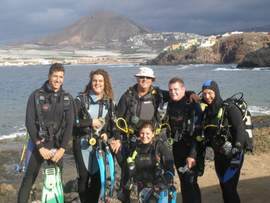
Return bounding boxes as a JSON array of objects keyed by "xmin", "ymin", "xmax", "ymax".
[{"xmin": 0, "ymin": 64, "xmax": 270, "ymax": 140}]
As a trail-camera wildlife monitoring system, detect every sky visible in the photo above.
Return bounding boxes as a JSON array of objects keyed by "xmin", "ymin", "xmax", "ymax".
[{"xmin": 0, "ymin": 0, "xmax": 270, "ymax": 43}]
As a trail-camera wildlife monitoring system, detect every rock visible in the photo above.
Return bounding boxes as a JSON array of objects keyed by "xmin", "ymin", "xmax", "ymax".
[
  {"xmin": 0, "ymin": 183, "xmax": 16, "ymax": 194},
  {"xmin": 237, "ymin": 46, "xmax": 270, "ymax": 68},
  {"xmin": 148, "ymin": 32, "xmax": 270, "ymax": 65}
]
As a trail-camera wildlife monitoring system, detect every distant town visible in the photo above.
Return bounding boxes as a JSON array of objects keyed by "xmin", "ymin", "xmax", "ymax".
[{"xmin": 1, "ymin": 31, "xmax": 262, "ymax": 66}]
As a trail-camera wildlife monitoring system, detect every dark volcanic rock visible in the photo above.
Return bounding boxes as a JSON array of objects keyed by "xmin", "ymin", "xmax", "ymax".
[{"xmin": 237, "ymin": 46, "xmax": 270, "ymax": 68}]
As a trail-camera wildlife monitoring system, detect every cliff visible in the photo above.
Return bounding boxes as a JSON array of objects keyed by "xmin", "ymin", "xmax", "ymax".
[
  {"xmin": 147, "ymin": 32, "xmax": 270, "ymax": 65},
  {"xmin": 237, "ymin": 46, "xmax": 270, "ymax": 68}
]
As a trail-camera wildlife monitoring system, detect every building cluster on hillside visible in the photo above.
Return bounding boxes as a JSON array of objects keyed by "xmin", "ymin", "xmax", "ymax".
[
  {"xmin": 164, "ymin": 31, "xmax": 270, "ymax": 52},
  {"xmin": 127, "ymin": 32, "xmax": 204, "ymax": 51}
]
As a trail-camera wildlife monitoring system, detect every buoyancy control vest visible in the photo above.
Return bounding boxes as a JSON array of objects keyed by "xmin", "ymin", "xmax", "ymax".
[
  {"xmin": 167, "ymin": 97, "xmax": 198, "ymax": 144},
  {"xmin": 35, "ymin": 88, "xmax": 72, "ymax": 147},
  {"xmin": 127, "ymin": 141, "xmax": 163, "ymax": 184},
  {"xmin": 201, "ymin": 98, "xmax": 252, "ymax": 154},
  {"xmin": 75, "ymin": 93, "xmax": 114, "ymax": 136},
  {"xmin": 201, "ymin": 106, "xmax": 231, "ymax": 153},
  {"xmin": 124, "ymin": 86, "xmax": 163, "ymax": 130}
]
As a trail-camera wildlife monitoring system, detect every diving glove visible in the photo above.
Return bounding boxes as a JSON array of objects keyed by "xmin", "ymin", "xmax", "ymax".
[{"xmin": 230, "ymin": 148, "xmax": 243, "ymax": 168}]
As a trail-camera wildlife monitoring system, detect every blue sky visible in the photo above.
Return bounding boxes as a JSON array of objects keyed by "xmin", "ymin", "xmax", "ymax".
[{"xmin": 1, "ymin": 0, "xmax": 269, "ymax": 43}]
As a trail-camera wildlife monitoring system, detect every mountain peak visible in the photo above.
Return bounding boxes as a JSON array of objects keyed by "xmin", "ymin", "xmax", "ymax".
[{"xmin": 37, "ymin": 11, "xmax": 149, "ymax": 49}]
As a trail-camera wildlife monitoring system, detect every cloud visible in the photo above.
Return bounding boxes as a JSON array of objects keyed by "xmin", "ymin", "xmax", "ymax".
[{"xmin": 0, "ymin": 0, "xmax": 270, "ymax": 43}]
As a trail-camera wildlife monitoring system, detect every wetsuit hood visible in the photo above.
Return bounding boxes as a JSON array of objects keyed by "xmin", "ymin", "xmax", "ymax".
[{"xmin": 202, "ymin": 80, "xmax": 223, "ymax": 116}]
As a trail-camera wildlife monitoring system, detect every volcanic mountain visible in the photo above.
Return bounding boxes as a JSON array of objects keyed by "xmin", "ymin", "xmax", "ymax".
[{"xmin": 37, "ymin": 11, "xmax": 149, "ymax": 49}]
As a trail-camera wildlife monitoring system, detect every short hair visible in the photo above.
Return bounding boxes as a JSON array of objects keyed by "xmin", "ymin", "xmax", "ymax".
[
  {"xmin": 168, "ymin": 77, "xmax": 185, "ymax": 85},
  {"xmin": 138, "ymin": 121, "xmax": 155, "ymax": 133},
  {"xmin": 49, "ymin": 63, "xmax": 65, "ymax": 76}
]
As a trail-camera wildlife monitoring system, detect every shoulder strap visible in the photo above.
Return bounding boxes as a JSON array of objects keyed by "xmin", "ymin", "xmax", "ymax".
[{"xmin": 34, "ymin": 89, "xmax": 47, "ymax": 133}]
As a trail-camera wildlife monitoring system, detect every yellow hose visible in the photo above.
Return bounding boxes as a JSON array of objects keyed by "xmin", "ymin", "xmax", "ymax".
[{"xmin": 115, "ymin": 117, "xmax": 134, "ymax": 136}]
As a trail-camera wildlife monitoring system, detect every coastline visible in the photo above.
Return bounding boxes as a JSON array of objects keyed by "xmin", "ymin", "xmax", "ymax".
[{"xmin": 1, "ymin": 115, "xmax": 270, "ymax": 202}]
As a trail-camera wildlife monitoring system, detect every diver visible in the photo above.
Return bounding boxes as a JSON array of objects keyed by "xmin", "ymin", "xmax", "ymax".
[
  {"xmin": 167, "ymin": 77, "xmax": 203, "ymax": 203},
  {"xmin": 73, "ymin": 69, "xmax": 116, "ymax": 203},
  {"xmin": 123, "ymin": 121, "xmax": 175, "ymax": 202},
  {"xmin": 17, "ymin": 63, "xmax": 74, "ymax": 203},
  {"xmin": 200, "ymin": 80, "xmax": 246, "ymax": 203}
]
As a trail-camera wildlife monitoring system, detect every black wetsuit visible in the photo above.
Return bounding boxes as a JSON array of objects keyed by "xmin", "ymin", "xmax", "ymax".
[
  {"xmin": 125, "ymin": 140, "xmax": 174, "ymax": 202},
  {"xmin": 202, "ymin": 81, "xmax": 246, "ymax": 203},
  {"xmin": 116, "ymin": 84, "xmax": 168, "ymax": 202},
  {"xmin": 167, "ymin": 95, "xmax": 202, "ymax": 203},
  {"xmin": 18, "ymin": 81, "xmax": 74, "ymax": 203},
  {"xmin": 73, "ymin": 93, "xmax": 115, "ymax": 203}
]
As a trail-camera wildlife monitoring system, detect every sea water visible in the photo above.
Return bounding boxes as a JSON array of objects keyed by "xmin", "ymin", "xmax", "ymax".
[{"xmin": 0, "ymin": 64, "xmax": 269, "ymax": 139}]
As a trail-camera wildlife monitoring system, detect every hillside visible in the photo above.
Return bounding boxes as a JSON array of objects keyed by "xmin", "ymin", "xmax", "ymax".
[
  {"xmin": 37, "ymin": 11, "xmax": 149, "ymax": 49},
  {"xmin": 33, "ymin": 11, "xmax": 204, "ymax": 53},
  {"xmin": 147, "ymin": 32, "xmax": 270, "ymax": 66}
]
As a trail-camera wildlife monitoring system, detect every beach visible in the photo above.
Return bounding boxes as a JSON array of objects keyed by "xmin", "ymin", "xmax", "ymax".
[{"xmin": 0, "ymin": 115, "xmax": 269, "ymax": 202}]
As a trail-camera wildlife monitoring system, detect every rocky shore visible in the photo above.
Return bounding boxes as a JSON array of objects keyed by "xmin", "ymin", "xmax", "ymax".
[
  {"xmin": 147, "ymin": 32, "xmax": 270, "ymax": 67},
  {"xmin": 1, "ymin": 115, "xmax": 270, "ymax": 202}
]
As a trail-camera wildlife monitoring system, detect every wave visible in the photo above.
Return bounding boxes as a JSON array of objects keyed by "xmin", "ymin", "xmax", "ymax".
[
  {"xmin": 251, "ymin": 67, "xmax": 270, "ymax": 71},
  {"xmin": 177, "ymin": 65, "xmax": 194, "ymax": 70},
  {"xmin": 106, "ymin": 64, "xmax": 138, "ymax": 68},
  {"xmin": 0, "ymin": 130, "xmax": 26, "ymax": 141},
  {"xmin": 214, "ymin": 67, "xmax": 243, "ymax": 71},
  {"xmin": 249, "ymin": 105, "xmax": 270, "ymax": 116},
  {"xmin": 214, "ymin": 66, "xmax": 270, "ymax": 72},
  {"xmin": 0, "ymin": 126, "xmax": 26, "ymax": 141}
]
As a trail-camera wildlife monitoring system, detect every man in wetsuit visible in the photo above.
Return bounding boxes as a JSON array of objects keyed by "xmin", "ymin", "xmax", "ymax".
[
  {"xmin": 167, "ymin": 77, "xmax": 202, "ymax": 203},
  {"xmin": 18, "ymin": 63, "xmax": 74, "ymax": 203}
]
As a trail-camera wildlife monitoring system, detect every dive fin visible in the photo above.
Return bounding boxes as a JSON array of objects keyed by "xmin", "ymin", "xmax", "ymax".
[
  {"xmin": 41, "ymin": 166, "xmax": 64, "ymax": 203},
  {"xmin": 105, "ymin": 145, "xmax": 115, "ymax": 197},
  {"xmin": 96, "ymin": 148, "xmax": 106, "ymax": 202}
]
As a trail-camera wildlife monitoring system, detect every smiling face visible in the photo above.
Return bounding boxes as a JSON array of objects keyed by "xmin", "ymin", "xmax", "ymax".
[
  {"xmin": 168, "ymin": 81, "xmax": 186, "ymax": 101},
  {"xmin": 48, "ymin": 71, "xmax": 64, "ymax": 92},
  {"xmin": 139, "ymin": 126, "xmax": 155, "ymax": 144},
  {"xmin": 136, "ymin": 76, "xmax": 154, "ymax": 93},
  {"xmin": 202, "ymin": 89, "xmax": 216, "ymax": 105},
  {"xmin": 91, "ymin": 74, "xmax": 105, "ymax": 96}
]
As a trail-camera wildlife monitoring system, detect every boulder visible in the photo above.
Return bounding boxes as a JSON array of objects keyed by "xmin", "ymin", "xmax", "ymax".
[{"xmin": 237, "ymin": 46, "xmax": 270, "ymax": 68}]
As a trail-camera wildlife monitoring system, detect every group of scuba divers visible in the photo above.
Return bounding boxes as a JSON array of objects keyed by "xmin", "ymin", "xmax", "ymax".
[{"xmin": 17, "ymin": 63, "xmax": 253, "ymax": 203}]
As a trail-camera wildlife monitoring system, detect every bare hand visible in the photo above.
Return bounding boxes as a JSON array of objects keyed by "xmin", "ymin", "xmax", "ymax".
[
  {"xmin": 100, "ymin": 133, "xmax": 108, "ymax": 142},
  {"xmin": 110, "ymin": 139, "xmax": 121, "ymax": 154},
  {"xmin": 189, "ymin": 93, "xmax": 200, "ymax": 103},
  {"xmin": 51, "ymin": 148, "xmax": 65, "ymax": 163},
  {"xmin": 186, "ymin": 157, "xmax": 196, "ymax": 169},
  {"xmin": 39, "ymin": 147, "xmax": 54, "ymax": 160},
  {"xmin": 92, "ymin": 118, "xmax": 103, "ymax": 130}
]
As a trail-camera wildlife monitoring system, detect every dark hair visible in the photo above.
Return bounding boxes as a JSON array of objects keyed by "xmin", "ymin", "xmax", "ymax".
[
  {"xmin": 138, "ymin": 121, "xmax": 155, "ymax": 133},
  {"xmin": 168, "ymin": 77, "xmax": 184, "ymax": 85},
  {"xmin": 48, "ymin": 63, "xmax": 65, "ymax": 76},
  {"xmin": 84, "ymin": 69, "xmax": 114, "ymax": 99}
]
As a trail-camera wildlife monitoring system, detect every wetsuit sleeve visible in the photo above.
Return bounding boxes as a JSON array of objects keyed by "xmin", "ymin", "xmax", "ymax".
[
  {"xmin": 227, "ymin": 104, "xmax": 246, "ymax": 149},
  {"xmin": 160, "ymin": 89, "xmax": 169, "ymax": 102},
  {"xmin": 60, "ymin": 95, "xmax": 74, "ymax": 149},
  {"xmin": 103, "ymin": 100, "xmax": 117, "ymax": 139},
  {"xmin": 25, "ymin": 91, "xmax": 40, "ymax": 146},
  {"xmin": 114, "ymin": 93, "xmax": 129, "ymax": 140},
  {"xmin": 74, "ymin": 96, "xmax": 93, "ymax": 128},
  {"xmin": 116, "ymin": 93, "xmax": 128, "ymax": 118},
  {"xmin": 158, "ymin": 142, "xmax": 175, "ymax": 175}
]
